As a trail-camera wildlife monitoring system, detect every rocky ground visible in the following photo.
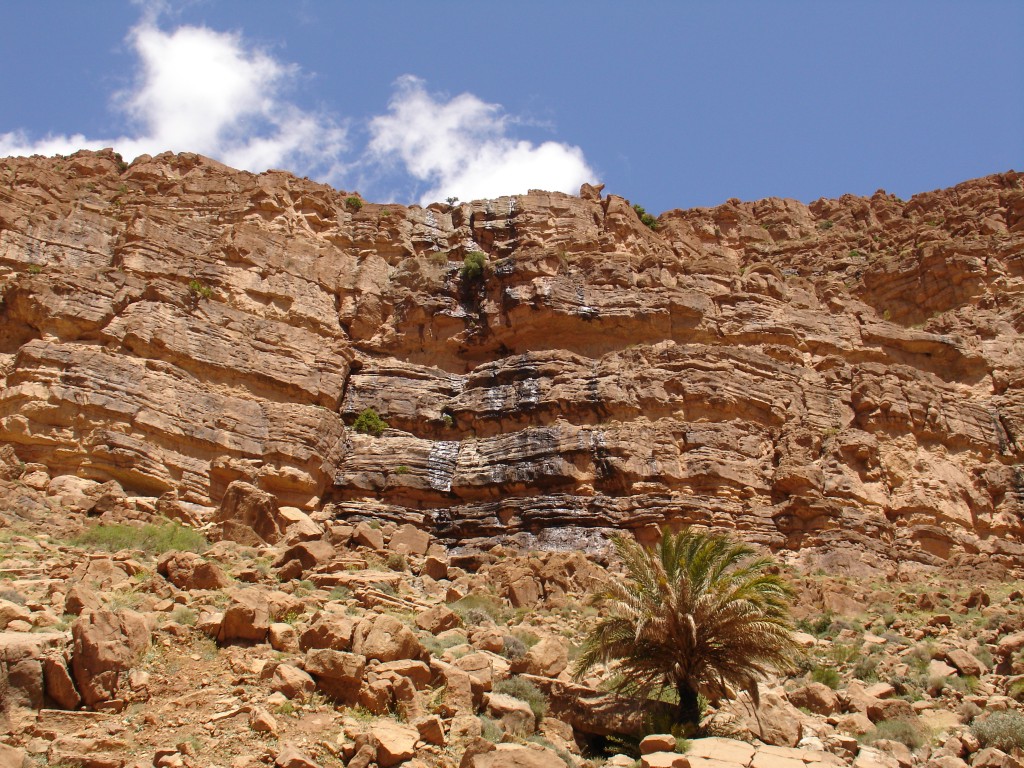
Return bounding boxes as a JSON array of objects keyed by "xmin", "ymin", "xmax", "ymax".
[{"xmin": 4, "ymin": 467, "xmax": 1024, "ymax": 768}]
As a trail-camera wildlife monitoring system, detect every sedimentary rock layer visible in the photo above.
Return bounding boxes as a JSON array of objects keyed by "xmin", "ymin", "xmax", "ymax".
[{"xmin": 1, "ymin": 149, "xmax": 1022, "ymax": 566}]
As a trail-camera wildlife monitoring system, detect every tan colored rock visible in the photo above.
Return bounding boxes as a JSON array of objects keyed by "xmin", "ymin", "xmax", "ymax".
[
  {"xmin": 470, "ymin": 744, "xmax": 567, "ymax": 768},
  {"xmin": 299, "ymin": 615, "xmax": 354, "ymax": 651},
  {"xmin": 303, "ymin": 649, "xmax": 365, "ymax": 702},
  {"xmin": 271, "ymin": 664, "xmax": 315, "ymax": 699},
  {"xmin": 353, "ymin": 523, "xmax": 384, "ymax": 550},
  {"xmin": 389, "ymin": 524, "xmax": 430, "ymax": 555},
  {"xmin": 216, "ymin": 481, "xmax": 286, "ymax": 545},
  {"xmin": 414, "ymin": 714, "xmax": 446, "ymax": 746},
  {"xmin": 352, "ymin": 613, "xmax": 424, "ymax": 662},
  {"xmin": 946, "ymin": 648, "xmax": 985, "ymax": 677},
  {"xmin": 268, "ymin": 623, "xmax": 299, "ymax": 653},
  {"xmin": 157, "ymin": 550, "xmax": 231, "ymax": 590},
  {"xmin": 42, "ymin": 654, "xmax": 81, "ymax": 710},
  {"xmin": 0, "ymin": 600, "xmax": 31, "ymax": 629},
  {"xmin": 518, "ymin": 637, "xmax": 568, "ymax": 678},
  {"xmin": 788, "ymin": 682, "xmax": 840, "ymax": 715},
  {"xmin": 249, "ymin": 706, "xmax": 278, "ymax": 734},
  {"xmin": 64, "ymin": 583, "xmax": 101, "ymax": 616},
  {"xmin": 423, "ymin": 556, "xmax": 449, "ymax": 580},
  {"xmin": 371, "ymin": 720, "xmax": 418, "ymax": 768},
  {"xmin": 641, "ymin": 755, "xmax": 689, "ymax": 768},
  {"xmin": 70, "ymin": 609, "xmax": 150, "ymax": 707},
  {"xmin": 275, "ymin": 746, "xmax": 321, "ymax": 768},
  {"xmin": 272, "ymin": 540, "xmax": 336, "ymax": 579},
  {"xmin": 640, "ymin": 734, "xmax": 677, "ymax": 754},
  {"xmin": 217, "ymin": 589, "xmax": 271, "ymax": 644},
  {"xmin": 416, "ymin": 605, "xmax": 461, "ymax": 635},
  {"xmin": 0, "ymin": 743, "xmax": 26, "ymax": 768},
  {"xmin": 687, "ymin": 738, "xmax": 755, "ymax": 764}
]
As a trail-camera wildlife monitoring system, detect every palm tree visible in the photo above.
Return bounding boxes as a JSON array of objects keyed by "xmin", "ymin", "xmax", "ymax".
[{"xmin": 573, "ymin": 526, "xmax": 801, "ymax": 729}]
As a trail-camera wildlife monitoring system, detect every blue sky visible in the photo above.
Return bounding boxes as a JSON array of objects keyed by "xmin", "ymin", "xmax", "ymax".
[{"xmin": 2, "ymin": 1, "xmax": 1021, "ymax": 213}]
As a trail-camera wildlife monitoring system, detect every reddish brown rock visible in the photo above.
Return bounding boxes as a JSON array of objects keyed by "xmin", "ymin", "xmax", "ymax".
[
  {"xmin": 156, "ymin": 551, "xmax": 231, "ymax": 590},
  {"xmin": 70, "ymin": 609, "xmax": 151, "ymax": 707}
]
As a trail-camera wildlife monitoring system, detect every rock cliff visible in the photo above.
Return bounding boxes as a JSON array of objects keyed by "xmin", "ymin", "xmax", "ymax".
[{"xmin": 1, "ymin": 149, "xmax": 1023, "ymax": 568}]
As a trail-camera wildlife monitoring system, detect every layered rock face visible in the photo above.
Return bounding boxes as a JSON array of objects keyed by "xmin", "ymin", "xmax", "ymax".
[{"xmin": 1, "ymin": 149, "xmax": 1023, "ymax": 567}]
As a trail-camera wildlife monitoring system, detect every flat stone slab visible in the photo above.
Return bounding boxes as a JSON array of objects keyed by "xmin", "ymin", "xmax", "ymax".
[
  {"xmin": 689, "ymin": 738, "xmax": 756, "ymax": 765},
  {"xmin": 642, "ymin": 753, "xmax": 690, "ymax": 768}
]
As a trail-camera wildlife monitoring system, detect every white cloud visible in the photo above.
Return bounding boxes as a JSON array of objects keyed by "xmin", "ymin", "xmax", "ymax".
[
  {"xmin": 0, "ymin": 19, "xmax": 346, "ymax": 178},
  {"xmin": 369, "ymin": 76, "xmax": 596, "ymax": 205}
]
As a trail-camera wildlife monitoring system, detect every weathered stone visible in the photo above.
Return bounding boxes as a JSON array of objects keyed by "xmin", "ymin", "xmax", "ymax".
[
  {"xmin": 157, "ymin": 550, "xmax": 231, "ymax": 590},
  {"xmin": 416, "ymin": 605, "xmax": 461, "ymax": 635},
  {"xmin": 70, "ymin": 609, "xmax": 150, "ymax": 707},
  {"xmin": 371, "ymin": 720, "xmax": 418, "ymax": 768},
  {"xmin": 352, "ymin": 613, "xmax": 424, "ymax": 662},
  {"xmin": 217, "ymin": 589, "xmax": 271, "ymax": 644}
]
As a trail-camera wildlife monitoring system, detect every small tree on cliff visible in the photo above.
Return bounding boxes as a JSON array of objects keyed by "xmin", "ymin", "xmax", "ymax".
[{"xmin": 573, "ymin": 527, "xmax": 800, "ymax": 730}]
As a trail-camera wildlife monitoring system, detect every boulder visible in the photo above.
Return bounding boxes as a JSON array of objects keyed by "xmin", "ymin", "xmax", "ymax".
[
  {"xmin": 299, "ymin": 615, "xmax": 354, "ymax": 651},
  {"xmin": 271, "ymin": 664, "xmax": 315, "ymax": 699},
  {"xmin": 469, "ymin": 743, "xmax": 567, "ymax": 768},
  {"xmin": 371, "ymin": 720, "xmax": 418, "ymax": 768},
  {"xmin": 867, "ymin": 699, "xmax": 915, "ymax": 723},
  {"xmin": 389, "ymin": 524, "xmax": 430, "ymax": 556},
  {"xmin": 353, "ymin": 522, "xmax": 384, "ymax": 550},
  {"xmin": 641, "ymin": 755, "xmax": 688, "ymax": 768},
  {"xmin": 275, "ymin": 746, "xmax": 322, "ymax": 768},
  {"xmin": 0, "ymin": 743, "xmax": 26, "ymax": 768},
  {"xmin": 788, "ymin": 682, "xmax": 840, "ymax": 715},
  {"xmin": 416, "ymin": 605, "xmax": 461, "ymax": 635},
  {"xmin": 352, "ymin": 613, "xmax": 424, "ymax": 662},
  {"xmin": 273, "ymin": 540, "xmax": 336, "ymax": 579},
  {"xmin": 303, "ymin": 649, "xmax": 365, "ymax": 703},
  {"xmin": 946, "ymin": 648, "xmax": 985, "ymax": 677},
  {"xmin": 63, "ymin": 583, "xmax": 100, "ymax": 616},
  {"xmin": 639, "ymin": 734, "xmax": 677, "ymax": 754},
  {"xmin": 215, "ymin": 481, "xmax": 285, "ymax": 545},
  {"xmin": 0, "ymin": 600, "xmax": 31, "ymax": 630},
  {"xmin": 42, "ymin": 653, "xmax": 81, "ymax": 710},
  {"xmin": 70, "ymin": 609, "xmax": 151, "ymax": 707},
  {"xmin": 737, "ymin": 688, "xmax": 803, "ymax": 747},
  {"xmin": 217, "ymin": 589, "xmax": 271, "ymax": 644},
  {"xmin": 156, "ymin": 551, "xmax": 231, "ymax": 591},
  {"xmin": 517, "ymin": 637, "xmax": 568, "ymax": 678}
]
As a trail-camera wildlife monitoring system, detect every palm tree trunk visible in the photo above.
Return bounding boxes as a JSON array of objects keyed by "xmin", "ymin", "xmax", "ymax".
[{"xmin": 676, "ymin": 681, "xmax": 701, "ymax": 727}]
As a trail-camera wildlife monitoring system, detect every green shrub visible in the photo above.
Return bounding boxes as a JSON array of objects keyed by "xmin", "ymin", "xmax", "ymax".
[
  {"xmin": 494, "ymin": 676, "xmax": 548, "ymax": 722},
  {"xmin": 72, "ymin": 520, "xmax": 208, "ymax": 555},
  {"xmin": 352, "ymin": 408, "xmax": 388, "ymax": 437},
  {"xmin": 501, "ymin": 634, "xmax": 528, "ymax": 661},
  {"xmin": 797, "ymin": 610, "xmax": 835, "ymax": 637},
  {"xmin": 864, "ymin": 718, "xmax": 925, "ymax": 749},
  {"xmin": 187, "ymin": 279, "xmax": 213, "ymax": 300},
  {"xmin": 170, "ymin": 606, "xmax": 197, "ymax": 626},
  {"xmin": 632, "ymin": 204, "xmax": 657, "ymax": 229},
  {"xmin": 0, "ymin": 588, "xmax": 26, "ymax": 605},
  {"xmin": 852, "ymin": 656, "xmax": 880, "ymax": 682},
  {"xmin": 811, "ymin": 666, "xmax": 841, "ymax": 689},
  {"xmin": 345, "ymin": 195, "xmax": 363, "ymax": 211},
  {"xmin": 386, "ymin": 552, "xmax": 408, "ymax": 572},
  {"xmin": 479, "ymin": 715, "xmax": 503, "ymax": 742},
  {"xmin": 461, "ymin": 251, "xmax": 487, "ymax": 280},
  {"xmin": 451, "ymin": 594, "xmax": 507, "ymax": 625},
  {"xmin": 972, "ymin": 711, "xmax": 1024, "ymax": 752}
]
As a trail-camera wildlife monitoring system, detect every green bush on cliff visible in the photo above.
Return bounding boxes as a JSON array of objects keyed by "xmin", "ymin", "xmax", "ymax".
[
  {"xmin": 352, "ymin": 408, "xmax": 388, "ymax": 437},
  {"xmin": 461, "ymin": 251, "xmax": 487, "ymax": 280}
]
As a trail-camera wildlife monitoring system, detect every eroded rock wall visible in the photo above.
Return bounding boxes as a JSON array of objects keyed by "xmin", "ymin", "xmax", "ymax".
[{"xmin": 1, "ymin": 149, "xmax": 1023, "ymax": 567}]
